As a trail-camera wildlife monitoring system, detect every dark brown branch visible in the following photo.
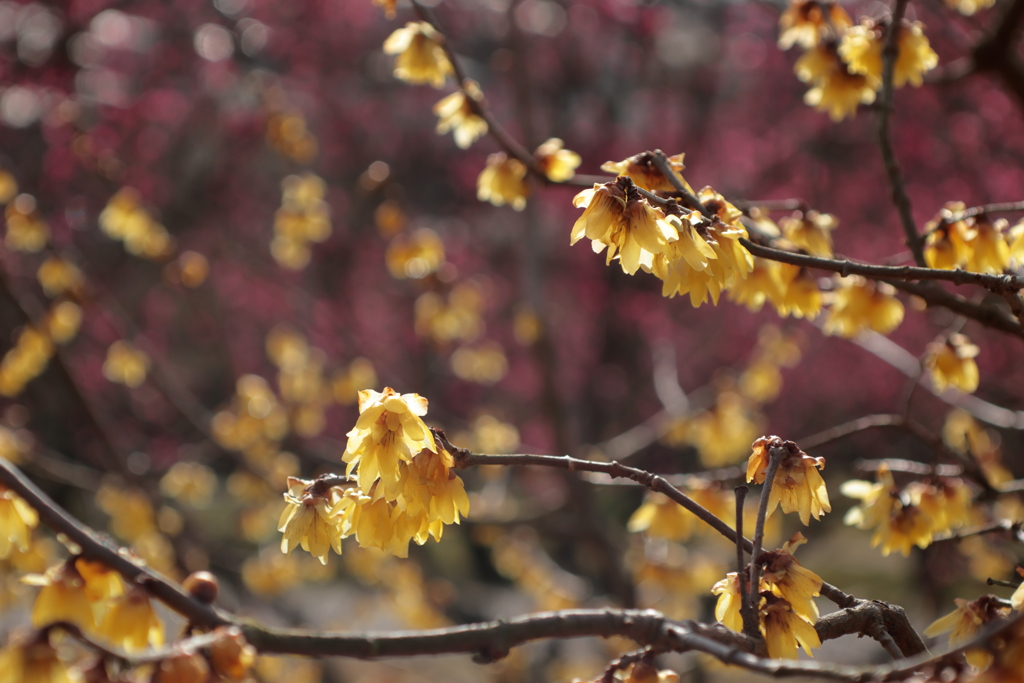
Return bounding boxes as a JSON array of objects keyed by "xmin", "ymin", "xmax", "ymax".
[
  {"xmin": 878, "ymin": 0, "xmax": 924, "ymax": 266},
  {"xmin": 747, "ymin": 444, "xmax": 783, "ymax": 628},
  {"xmin": 650, "ymin": 149, "xmax": 712, "ymax": 220},
  {"xmin": 934, "ymin": 520, "xmax": 1024, "ymax": 543},
  {"xmin": 884, "ymin": 278, "xmax": 1024, "ymax": 339},
  {"xmin": 939, "ymin": 201, "xmax": 1024, "ymax": 227}
]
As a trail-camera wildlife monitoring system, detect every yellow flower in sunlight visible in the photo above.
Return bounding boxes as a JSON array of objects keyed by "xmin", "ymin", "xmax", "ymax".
[
  {"xmin": 878, "ymin": 504, "xmax": 934, "ymax": 556},
  {"xmin": 966, "ymin": 217, "xmax": 1010, "ymax": 273},
  {"xmin": 0, "ymin": 636, "xmax": 77, "ymax": 683},
  {"xmin": 907, "ymin": 478, "xmax": 975, "ymax": 535},
  {"xmin": 627, "ymin": 492, "xmax": 694, "ymax": 542},
  {"xmin": 779, "ymin": 210, "xmax": 837, "ymax": 257},
  {"xmin": 160, "ymin": 462, "xmax": 218, "ymax": 507},
  {"xmin": 761, "ymin": 594, "xmax": 821, "ymax": 659},
  {"xmin": 823, "ymin": 276, "xmax": 904, "ymax": 338},
  {"xmin": 535, "ymin": 138, "xmax": 582, "ymax": 182},
  {"xmin": 399, "ymin": 447, "xmax": 470, "ymax": 535},
  {"xmin": 760, "ymin": 533, "xmax": 822, "ymax": 623},
  {"xmin": 841, "ymin": 464, "xmax": 898, "ymax": 534},
  {"xmin": 343, "ymin": 388, "xmax": 436, "ymax": 495},
  {"xmin": 924, "ymin": 203, "xmax": 974, "ymax": 269},
  {"xmin": 74, "ymin": 557, "xmax": 124, "ymax": 603},
  {"xmin": 383, "ymin": 22, "xmax": 453, "ymax": 88},
  {"xmin": 840, "ymin": 21, "xmax": 938, "ymax": 89},
  {"xmin": 925, "ymin": 595, "xmax": 1009, "ymax": 670},
  {"xmin": 23, "ymin": 561, "xmax": 95, "ymax": 632},
  {"xmin": 711, "ymin": 572, "xmax": 743, "ymax": 633},
  {"xmin": 37, "ymin": 257, "xmax": 84, "ymax": 298},
  {"xmin": 209, "ymin": 627, "xmax": 257, "ymax": 681},
  {"xmin": 43, "ymin": 301, "xmax": 82, "ymax": 345},
  {"xmin": 450, "ymin": 341, "xmax": 508, "ymax": 385},
  {"xmin": 386, "ymin": 228, "xmax": 445, "ymax": 279},
  {"xmin": 4, "ymin": 194, "xmax": 49, "ymax": 252},
  {"xmin": 572, "ymin": 177, "xmax": 678, "ymax": 275},
  {"xmin": 776, "ymin": 265, "xmax": 822, "ymax": 319},
  {"xmin": 98, "ymin": 585, "xmax": 164, "ymax": 651},
  {"xmin": 729, "ymin": 258, "xmax": 785, "ymax": 313},
  {"xmin": 688, "ymin": 392, "xmax": 764, "ymax": 467},
  {"xmin": 102, "ymin": 340, "xmax": 149, "ymax": 388},
  {"xmin": 796, "ymin": 45, "xmax": 876, "ymax": 121},
  {"xmin": 154, "ymin": 650, "xmax": 211, "ymax": 683},
  {"xmin": 0, "ymin": 487, "xmax": 38, "ymax": 558},
  {"xmin": 778, "ymin": 0, "xmax": 852, "ymax": 49},
  {"xmin": 926, "ymin": 334, "xmax": 980, "ymax": 393},
  {"xmin": 433, "ymin": 80, "xmax": 488, "ymax": 149},
  {"xmin": 747, "ymin": 436, "xmax": 831, "ymax": 525},
  {"xmin": 279, "ymin": 477, "xmax": 344, "ymax": 564},
  {"xmin": 600, "ymin": 152, "xmax": 690, "ymax": 193},
  {"xmin": 478, "ymin": 152, "xmax": 530, "ymax": 211},
  {"xmin": 946, "ymin": 0, "xmax": 995, "ymax": 14}
]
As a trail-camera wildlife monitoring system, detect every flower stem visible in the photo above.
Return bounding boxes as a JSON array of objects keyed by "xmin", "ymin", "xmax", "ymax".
[{"xmin": 747, "ymin": 444, "xmax": 783, "ymax": 614}]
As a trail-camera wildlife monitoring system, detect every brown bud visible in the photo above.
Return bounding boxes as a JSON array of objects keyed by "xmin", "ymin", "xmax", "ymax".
[
  {"xmin": 154, "ymin": 651, "xmax": 210, "ymax": 683},
  {"xmin": 182, "ymin": 571, "xmax": 219, "ymax": 604},
  {"xmin": 209, "ymin": 627, "xmax": 256, "ymax": 680}
]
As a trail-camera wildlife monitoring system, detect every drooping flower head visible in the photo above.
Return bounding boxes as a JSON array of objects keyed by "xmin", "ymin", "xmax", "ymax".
[
  {"xmin": 534, "ymin": 138, "xmax": 581, "ymax": 182},
  {"xmin": 779, "ymin": 210, "xmax": 838, "ymax": 257},
  {"xmin": 823, "ymin": 276, "xmax": 904, "ymax": 338},
  {"xmin": 759, "ymin": 532, "xmax": 822, "ymax": 623},
  {"xmin": 839, "ymin": 19, "xmax": 938, "ymax": 89},
  {"xmin": 747, "ymin": 436, "xmax": 831, "ymax": 525},
  {"xmin": 433, "ymin": 80, "xmax": 488, "ymax": 149},
  {"xmin": 760, "ymin": 592, "xmax": 822, "ymax": 659},
  {"xmin": 924, "ymin": 203, "xmax": 975, "ymax": 270},
  {"xmin": 278, "ymin": 476, "xmax": 345, "ymax": 563},
  {"xmin": 795, "ymin": 43, "xmax": 877, "ymax": 121},
  {"xmin": 926, "ymin": 334, "xmax": 980, "ymax": 393},
  {"xmin": 711, "ymin": 572, "xmax": 744, "ymax": 633},
  {"xmin": 778, "ymin": 0, "xmax": 852, "ymax": 50},
  {"xmin": 967, "ymin": 216, "xmax": 1011, "ymax": 274},
  {"xmin": 925, "ymin": 595, "xmax": 1010, "ymax": 670},
  {"xmin": 600, "ymin": 152, "xmax": 690, "ymax": 193},
  {"xmin": 382, "ymin": 22, "xmax": 453, "ymax": 88},
  {"xmin": 478, "ymin": 153, "xmax": 530, "ymax": 210}
]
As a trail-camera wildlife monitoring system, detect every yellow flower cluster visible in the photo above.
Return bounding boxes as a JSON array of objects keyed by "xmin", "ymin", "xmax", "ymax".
[
  {"xmin": 386, "ymin": 227, "xmax": 445, "ymax": 279},
  {"xmin": 780, "ymin": 0, "xmax": 938, "ymax": 121},
  {"xmin": 747, "ymin": 436, "xmax": 831, "ymax": 525},
  {"xmin": 0, "ymin": 487, "xmax": 38, "ymax": 559},
  {"xmin": 102, "ymin": 340, "xmax": 149, "ymax": 388},
  {"xmin": 682, "ymin": 390, "xmax": 765, "ymax": 467},
  {"xmin": 99, "ymin": 188, "xmax": 175, "ymax": 259},
  {"xmin": 728, "ymin": 257, "xmax": 822, "ymax": 320},
  {"xmin": 535, "ymin": 138, "xmax": 581, "ymax": 182},
  {"xmin": 779, "ymin": 210, "xmax": 838, "ymax": 257},
  {"xmin": 0, "ymin": 326, "xmax": 54, "ymax": 398},
  {"xmin": 842, "ymin": 465, "xmax": 975, "ymax": 556},
  {"xmin": 279, "ymin": 389, "xmax": 469, "ymax": 561},
  {"xmin": 272, "ymin": 173, "xmax": 332, "ymax": 270},
  {"xmin": 37, "ymin": 257, "xmax": 84, "ymax": 298},
  {"xmin": 415, "ymin": 282, "xmax": 485, "ymax": 344},
  {"xmin": 433, "ymin": 80, "xmax": 488, "ymax": 149},
  {"xmin": 267, "ymin": 110, "xmax": 319, "ymax": 163},
  {"xmin": 823, "ymin": 276, "xmax": 904, "ymax": 338},
  {"xmin": 212, "ymin": 374, "xmax": 291, "ymax": 461},
  {"xmin": 383, "ymin": 22, "xmax": 452, "ymax": 89},
  {"xmin": 267, "ymin": 326, "xmax": 334, "ymax": 438},
  {"xmin": 712, "ymin": 533, "xmax": 823, "ymax": 658},
  {"xmin": 4, "ymin": 194, "xmax": 49, "ymax": 253},
  {"xmin": 95, "ymin": 482, "xmax": 177, "ymax": 574},
  {"xmin": 925, "ymin": 595, "xmax": 1010, "ymax": 670},
  {"xmin": 0, "ymin": 633, "xmax": 76, "ymax": 683},
  {"xmin": 627, "ymin": 483, "xmax": 732, "ymax": 542},
  {"xmin": 450, "ymin": 341, "xmax": 508, "ymax": 384},
  {"xmin": 926, "ymin": 334, "xmax": 980, "ymax": 393},
  {"xmin": 571, "ymin": 174, "xmax": 753, "ymax": 307},
  {"xmin": 925, "ymin": 203, "xmax": 1024, "ymax": 273}
]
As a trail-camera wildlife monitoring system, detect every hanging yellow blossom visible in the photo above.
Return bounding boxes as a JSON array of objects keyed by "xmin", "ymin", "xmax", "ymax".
[
  {"xmin": 209, "ymin": 627, "xmax": 257, "ymax": 681},
  {"xmin": 795, "ymin": 44, "xmax": 877, "ymax": 121},
  {"xmin": 711, "ymin": 572, "xmax": 744, "ymax": 633},
  {"xmin": 924, "ymin": 203, "xmax": 975, "ymax": 269},
  {"xmin": 925, "ymin": 595, "xmax": 1009, "ymax": 670},
  {"xmin": 0, "ymin": 636, "xmax": 77, "ymax": 683},
  {"xmin": 747, "ymin": 436, "xmax": 830, "ymax": 525},
  {"xmin": 74, "ymin": 557, "xmax": 125, "ymax": 603},
  {"xmin": 687, "ymin": 392, "xmax": 765, "ymax": 466},
  {"xmin": 844, "ymin": 466, "xmax": 932, "ymax": 556},
  {"xmin": 386, "ymin": 228, "xmax": 445, "ymax": 279},
  {"xmin": 23, "ymin": 561, "xmax": 96, "ymax": 632},
  {"xmin": 342, "ymin": 388, "xmax": 436, "ymax": 495},
  {"xmin": 0, "ymin": 487, "xmax": 38, "ymax": 558},
  {"xmin": 433, "ymin": 80, "xmax": 488, "ymax": 149},
  {"xmin": 966, "ymin": 217, "xmax": 1011, "ymax": 273},
  {"xmin": 778, "ymin": 0, "xmax": 852, "ymax": 49},
  {"xmin": 571, "ymin": 177, "xmax": 678, "ymax": 275},
  {"xmin": 600, "ymin": 152, "xmax": 690, "ymax": 193},
  {"xmin": 759, "ymin": 533, "xmax": 822, "ymax": 623},
  {"xmin": 627, "ymin": 492, "xmax": 694, "ymax": 542},
  {"xmin": 776, "ymin": 264, "xmax": 823, "ymax": 318},
  {"xmin": 926, "ymin": 334, "xmax": 980, "ymax": 393},
  {"xmin": 535, "ymin": 138, "xmax": 582, "ymax": 182},
  {"xmin": 478, "ymin": 153, "xmax": 530, "ymax": 211},
  {"xmin": 839, "ymin": 20, "xmax": 938, "ymax": 89},
  {"xmin": 761, "ymin": 593, "xmax": 821, "ymax": 659},
  {"xmin": 779, "ymin": 210, "xmax": 838, "ymax": 257},
  {"xmin": 97, "ymin": 585, "xmax": 165, "ymax": 651},
  {"xmin": 906, "ymin": 478, "xmax": 975, "ymax": 535},
  {"xmin": 279, "ymin": 477, "xmax": 346, "ymax": 564},
  {"xmin": 653, "ymin": 213, "xmax": 753, "ymax": 307},
  {"xmin": 383, "ymin": 22, "xmax": 453, "ymax": 89},
  {"xmin": 103, "ymin": 340, "xmax": 149, "ymax": 388},
  {"xmin": 729, "ymin": 258, "xmax": 785, "ymax": 313},
  {"xmin": 823, "ymin": 276, "xmax": 904, "ymax": 338}
]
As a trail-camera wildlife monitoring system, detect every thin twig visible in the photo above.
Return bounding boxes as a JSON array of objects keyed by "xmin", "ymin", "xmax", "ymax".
[
  {"xmin": 798, "ymin": 414, "xmax": 904, "ymax": 450},
  {"xmin": 747, "ymin": 445, "xmax": 782, "ymax": 617}
]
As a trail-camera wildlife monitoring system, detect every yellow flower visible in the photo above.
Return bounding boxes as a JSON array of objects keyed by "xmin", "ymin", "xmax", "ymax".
[
  {"xmin": 209, "ymin": 627, "xmax": 257, "ymax": 681},
  {"xmin": 44, "ymin": 301, "xmax": 82, "ymax": 345},
  {"xmin": 0, "ymin": 487, "xmax": 38, "ymax": 558},
  {"xmin": 779, "ymin": 210, "xmax": 837, "ymax": 257},
  {"xmin": 478, "ymin": 153, "xmax": 530, "ymax": 211},
  {"xmin": 160, "ymin": 462, "xmax": 218, "ymax": 507},
  {"xmin": 627, "ymin": 492, "xmax": 695, "ymax": 541},
  {"xmin": 382, "ymin": 22, "xmax": 452, "ymax": 88},
  {"xmin": 823, "ymin": 276, "xmax": 904, "ymax": 338},
  {"xmin": 535, "ymin": 138, "xmax": 581, "ymax": 182},
  {"xmin": 600, "ymin": 152, "xmax": 690, "ymax": 193},
  {"xmin": 967, "ymin": 217, "xmax": 1010, "ymax": 273},
  {"xmin": 74, "ymin": 558, "xmax": 125, "ymax": 603},
  {"xmin": 385, "ymin": 228, "xmax": 445, "ymax": 279},
  {"xmin": 776, "ymin": 264, "xmax": 823, "ymax": 319},
  {"xmin": 279, "ymin": 477, "xmax": 344, "ymax": 564},
  {"xmin": 654, "ymin": 217, "xmax": 753, "ymax": 307},
  {"xmin": 0, "ymin": 636, "xmax": 78, "ymax": 683},
  {"xmin": 711, "ymin": 572, "xmax": 744, "ymax": 632},
  {"xmin": 433, "ymin": 80, "xmax": 488, "ymax": 149},
  {"xmin": 840, "ymin": 20, "xmax": 938, "ymax": 89},
  {"xmin": 729, "ymin": 258, "xmax": 786, "ymax": 313},
  {"xmin": 925, "ymin": 203, "xmax": 975, "ymax": 269},
  {"xmin": 925, "ymin": 595, "xmax": 1009, "ymax": 670},
  {"xmin": 153, "ymin": 650, "xmax": 211, "ymax": 683},
  {"xmin": 342, "ymin": 388, "xmax": 436, "ymax": 495},
  {"xmin": 796, "ymin": 45, "xmax": 876, "ymax": 121},
  {"xmin": 102, "ymin": 340, "xmax": 149, "ymax": 388},
  {"xmin": 844, "ymin": 466, "xmax": 938, "ymax": 556},
  {"xmin": 907, "ymin": 478, "xmax": 975, "ymax": 535},
  {"xmin": 842, "ymin": 465, "xmax": 898, "ymax": 530},
  {"xmin": 37, "ymin": 257, "xmax": 84, "ymax": 298},
  {"xmin": 4, "ymin": 194, "xmax": 49, "ymax": 252},
  {"xmin": 687, "ymin": 392, "xmax": 764, "ymax": 466},
  {"xmin": 778, "ymin": 0, "xmax": 852, "ymax": 49},
  {"xmin": 747, "ymin": 436, "xmax": 831, "ymax": 525},
  {"xmin": 926, "ymin": 334, "xmax": 980, "ymax": 393},
  {"xmin": 760, "ymin": 594, "xmax": 821, "ymax": 659},
  {"xmin": 759, "ymin": 532, "xmax": 822, "ymax": 623},
  {"xmin": 571, "ymin": 177, "xmax": 679, "ymax": 275},
  {"xmin": 97, "ymin": 585, "xmax": 165, "ymax": 651},
  {"xmin": 23, "ymin": 561, "xmax": 95, "ymax": 632}
]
